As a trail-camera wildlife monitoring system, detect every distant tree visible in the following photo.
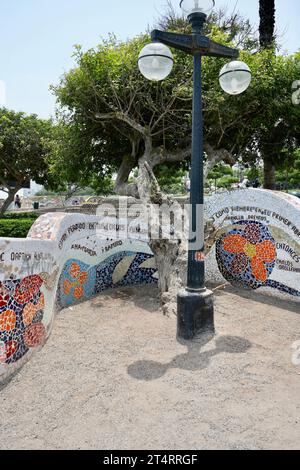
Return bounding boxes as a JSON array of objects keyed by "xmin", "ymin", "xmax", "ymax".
[
  {"xmin": 0, "ymin": 108, "xmax": 55, "ymax": 215},
  {"xmin": 207, "ymin": 164, "xmax": 235, "ymax": 189},
  {"xmin": 244, "ymin": 49, "xmax": 300, "ymax": 191},
  {"xmin": 47, "ymin": 122, "xmax": 115, "ymax": 197},
  {"xmin": 246, "ymin": 167, "xmax": 262, "ymax": 181},
  {"xmin": 276, "ymin": 148, "xmax": 300, "ymax": 189},
  {"xmin": 217, "ymin": 175, "xmax": 239, "ymax": 189}
]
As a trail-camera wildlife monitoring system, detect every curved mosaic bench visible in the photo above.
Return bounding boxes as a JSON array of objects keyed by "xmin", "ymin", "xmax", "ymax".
[
  {"xmin": 0, "ymin": 189, "xmax": 299, "ymax": 384},
  {"xmin": 0, "ymin": 212, "xmax": 157, "ymax": 384},
  {"xmin": 205, "ymin": 189, "xmax": 300, "ymax": 301}
]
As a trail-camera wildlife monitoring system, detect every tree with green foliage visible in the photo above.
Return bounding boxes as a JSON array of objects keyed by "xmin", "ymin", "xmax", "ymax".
[
  {"xmin": 208, "ymin": 164, "xmax": 239, "ymax": 189},
  {"xmin": 48, "ymin": 123, "xmax": 115, "ymax": 197},
  {"xmin": 276, "ymin": 148, "xmax": 300, "ymax": 189},
  {"xmin": 241, "ymin": 50, "xmax": 300, "ymax": 189},
  {"xmin": 50, "ymin": 10, "xmax": 262, "ymax": 198},
  {"xmin": 50, "ymin": 9, "xmax": 299, "ymax": 197},
  {"xmin": 257, "ymin": 0, "xmax": 298, "ymax": 190},
  {"xmin": 0, "ymin": 108, "xmax": 55, "ymax": 215}
]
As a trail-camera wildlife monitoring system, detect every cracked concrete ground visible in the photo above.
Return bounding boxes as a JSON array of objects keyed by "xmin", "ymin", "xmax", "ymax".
[{"xmin": 0, "ymin": 285, "xmax": 299, "ymax": 450}]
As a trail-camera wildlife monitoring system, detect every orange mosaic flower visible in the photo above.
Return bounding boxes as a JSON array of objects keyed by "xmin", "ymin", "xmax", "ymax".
[
  {"xmin": 61, "ymin": 262, "xmax": 89, "ymax": 304},
  {"xmin": 14, "ymin": 275, "xmax": 43, "ymax": 304},
  {"xmin": 62, "ymin": 263, "xmax": 89, "ymax": 301},
  {"xmin": 78, "ymin": 272, "xmax": 88, "ymax": 285},
  {"xmin": 63, "ymin": 279, "xmax": 72, "ymax": 296},
  {"xmin": 22, "ymin": 303, "xmax": 37, "ymax": 326},
  {"xmin": 5, "ymin": 340, "xmax": 18, "ymax": 359},
  {"xmin": 222, "ymin": 234, "xmax": 247, "ymax": 254},
  {"xmin": 251, "ymin": 256, "xmax": 268, "ymax": 283},
  {"xmin": 74, "ymin": 286, "xmax": 84, "ymax": 300},
  {"xmin": 0, "ymin": 310, "xmax": 16, "ymax": 332},
  {"xmin": 222, "ymin": 233, "xmax": 276, "ymax": 283},
  {"xmin": 24, "ymin": 323, "xmax": 46, "ymax": 348},
  {"xmin": 22, "ymin": 293, "xmax": 45, "ymax": 327},
  {"xmin": 256, "ymin": 240, "xmax": 277, "ymax": 263},
  {"xmin": 70, "ymin": 263, "xmax": 81, "ymax": 279}
]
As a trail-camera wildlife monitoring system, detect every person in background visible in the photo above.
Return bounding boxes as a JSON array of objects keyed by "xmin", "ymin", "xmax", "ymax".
[
  {"xmin": 239, "ymin": 178, "xmax": 250, "ymax": 189},
  {"xmin": 14, "ymin": 194, "xmax": 21, "ymax": 209},
  {"xmin": 252, "ymin": 177, "xmax": 261, "ymax": 188},
  {"xmin": 185, "ymin": 177, "xmax": 191, "ymax": 194}
]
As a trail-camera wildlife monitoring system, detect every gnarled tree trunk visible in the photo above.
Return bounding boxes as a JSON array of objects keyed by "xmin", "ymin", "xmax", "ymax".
[
  {"xmin": 263, "ymin": 158, "xmax": 276, "ymax": 190},
  {"xmin": 0, "ymin": 187, "xmax": 20, "ymax": 216},
  {"xmin": 111, "ymin": 134, "xmax": 236, "ymax": 315},
  {"xmin": 137, "ymin": 161, "xmax": 188, "ymax": 315},
  {"xmin": 95, "ymin": 113, "xmax": 236, "ymax": 315}
]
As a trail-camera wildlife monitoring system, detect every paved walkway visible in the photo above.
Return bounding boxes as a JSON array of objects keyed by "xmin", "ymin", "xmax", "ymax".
[{"xmin": 0, "ymin": 285, "xmax": 299, "ymax": 450}]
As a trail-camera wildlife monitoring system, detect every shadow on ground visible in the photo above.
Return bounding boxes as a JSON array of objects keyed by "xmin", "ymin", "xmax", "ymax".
[
  {"xmin": 90, "ymin": 285, "xmax": 160, "ymax": 314},
  {"xmin": 128, "ymin": 334, "xmax": 252, "ymax": 381},
  {"xmin": 211, "ymin": 283, "xmax": 300, "ymax": 315}
]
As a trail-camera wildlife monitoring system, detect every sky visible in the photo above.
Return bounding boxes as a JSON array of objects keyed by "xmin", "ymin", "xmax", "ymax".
[{"xmin": 0, "ymin": 0, "xmax": 299, "ymax": 119}]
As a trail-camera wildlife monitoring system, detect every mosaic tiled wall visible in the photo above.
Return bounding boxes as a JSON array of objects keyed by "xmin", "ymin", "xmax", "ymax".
[
  {"xmin": 205, "ymin": 189, "xmax": 300, "ymax": 300},
  {"xmin": 0, "ymin": 214, "xmax": 157, "ymax": 384},
  {"xmin": 58, "ymin": 252, "xmax": 157, "ymax": 309},
  {"xmin": 0, "ymin": 189, "xmax": 299, "ymax": 384},
  {"xmin": 0, "ymin": 238, "xmax": 58, "ymax": 382}
]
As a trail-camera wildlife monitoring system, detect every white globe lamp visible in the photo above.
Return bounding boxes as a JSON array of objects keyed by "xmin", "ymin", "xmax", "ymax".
[
  {"xmin": 138, "ymin": 43, "xmax": 174, "ymax": 82},
  {"xmin": 219, "ymin": 60, "xmax": 252, "ymax": 95}
]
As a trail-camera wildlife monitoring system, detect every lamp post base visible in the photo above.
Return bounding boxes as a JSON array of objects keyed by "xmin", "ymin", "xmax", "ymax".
[{"xmin": 177, "ymin": 288, "xmax": 214, "ymax": 340}]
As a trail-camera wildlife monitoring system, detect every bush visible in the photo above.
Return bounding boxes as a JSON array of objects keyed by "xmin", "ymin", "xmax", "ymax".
[
  {"xmin": 0, "ymin": 212, "xmax": 39, "ymax": 220},
  {"xmin": 0, "ymin": 219, "xmax": 36, "ymax": 238},
  {"xmin": 217, "ymin": 176, "xmax": 239, "ymax": 189}
]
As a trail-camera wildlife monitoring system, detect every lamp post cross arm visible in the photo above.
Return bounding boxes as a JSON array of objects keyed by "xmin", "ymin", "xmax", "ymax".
[
  {"xmin": 151, "ymin": 30, "xmax": 194, "ymax": 54},
  {"xmin": 204, "ymin": 39, "xmax": 239, "ymax": 59},
  {"xmin": 151, "ymin": 29, "xmax": 239, "ymax": 59}
]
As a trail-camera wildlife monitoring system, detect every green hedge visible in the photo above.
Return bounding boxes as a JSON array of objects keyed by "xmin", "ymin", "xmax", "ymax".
[
  {"xmin": 1, "ymin": 212, "xmax": 39, "ymax": 220},
  {"xmin": 0, "ymin": 219, "xmax": 36, "ymax": 238}
]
